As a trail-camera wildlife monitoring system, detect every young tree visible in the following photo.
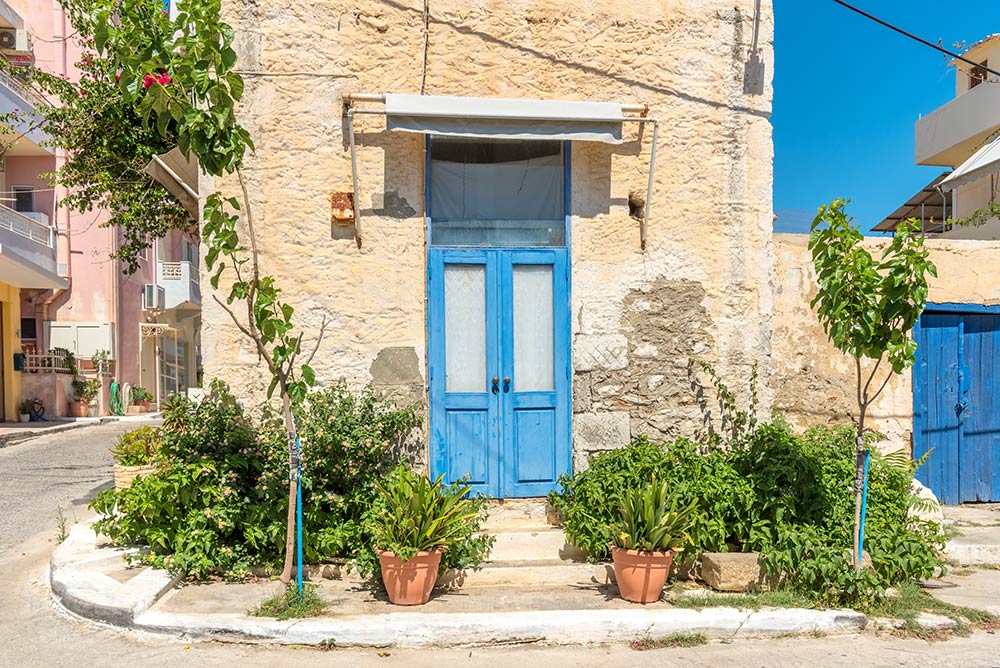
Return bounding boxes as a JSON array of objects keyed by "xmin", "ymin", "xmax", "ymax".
[
  {"xmin": 70, "ymin": 0, "xmax": 318, "ymax": 584},
  {"xmin": 809, "ymin": 199, "xmax": 937, "ymax": 569}
]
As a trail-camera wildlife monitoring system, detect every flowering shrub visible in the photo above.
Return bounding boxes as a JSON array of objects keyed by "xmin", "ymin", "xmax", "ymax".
[
  {"xmin": 257, "ymin": 383, "xmax": 421, "ymax": 563},
  {"xmin": 90, "ymin": 380, "xmax": 420, "ymax": 580}
]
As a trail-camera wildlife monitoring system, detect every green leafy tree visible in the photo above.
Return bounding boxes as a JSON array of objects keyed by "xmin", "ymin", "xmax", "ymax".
[
  {"xmin": 0, "ymin": 46, "xmax": 189, "ymax": 273},
  {"xmin": 808, "ymin": 198, "xmax": 937, "ymax": 569},
  {"xmin": 74, "ymin": 0, "xmax": 321, "ymax": 584}
]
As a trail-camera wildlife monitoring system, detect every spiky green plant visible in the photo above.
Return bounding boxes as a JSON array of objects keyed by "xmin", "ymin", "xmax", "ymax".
[
  {"xmin": 369, "ymin": 466, "xmax": 488, "ymax": 562},
  {"xmin": 614, "ymin": 479, "xmax": 697, "ymax": 552}
]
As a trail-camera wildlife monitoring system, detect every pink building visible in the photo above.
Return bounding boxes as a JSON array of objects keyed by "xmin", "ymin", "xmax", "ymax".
[{"xmin": 0, "ymin": 0, "xmax": 200, "ymax": 418}]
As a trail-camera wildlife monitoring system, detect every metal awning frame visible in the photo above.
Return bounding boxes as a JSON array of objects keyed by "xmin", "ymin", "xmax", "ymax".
[{"xmin": 343, "ymin": 93, "xmax": 660, "ymax": 250}]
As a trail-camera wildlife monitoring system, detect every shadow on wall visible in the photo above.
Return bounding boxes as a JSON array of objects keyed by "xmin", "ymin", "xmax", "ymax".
[{"xmin": 373, "ymin": 0, "xmax": 771, "ymax": 118}]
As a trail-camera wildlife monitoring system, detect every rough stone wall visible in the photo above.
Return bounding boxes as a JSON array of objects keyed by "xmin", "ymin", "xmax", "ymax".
[
  {"xmin": 772, "ymin": 234, "xmax": 1000, "ymax": 452},
  {"xmin": 204, "ymin": 0, "xmax": 776, "ymax": 470}
]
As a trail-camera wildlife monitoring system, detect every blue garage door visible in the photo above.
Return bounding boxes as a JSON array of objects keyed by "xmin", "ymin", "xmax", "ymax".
[{"xmin": 913, "ymin": 309, "xmax": 1000, "ymax": 504}]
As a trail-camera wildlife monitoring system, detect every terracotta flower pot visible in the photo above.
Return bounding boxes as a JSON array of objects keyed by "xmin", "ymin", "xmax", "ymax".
[
  {"xmin": 377, "ymin": 547, "xmax": 443, "ymax": 606},
  {"xmin": 611, "ymin": 544, "xmax": 674, "ymax": 604},
  {"xmin": 68, "ymin": 401, "xmax": 89, "ymax": 418}
]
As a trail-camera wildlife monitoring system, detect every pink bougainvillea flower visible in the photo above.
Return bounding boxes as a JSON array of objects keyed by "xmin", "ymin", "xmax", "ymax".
[
  {"xmin": 157, "ymin": 73, "xmax": 172, "ymax": 85},
  {"xmin": 142, "ymin": 73, "xmax": 157, "ymax": 89}
]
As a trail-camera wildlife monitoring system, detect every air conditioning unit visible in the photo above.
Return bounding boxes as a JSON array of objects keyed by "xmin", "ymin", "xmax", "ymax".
[
  {"xmin": 0, "ymin": 29, "xmax": 30, "ymax": 54},
  {"xmin": 144, "ymin": 284, "xmax": 166, "ymax": 311}
]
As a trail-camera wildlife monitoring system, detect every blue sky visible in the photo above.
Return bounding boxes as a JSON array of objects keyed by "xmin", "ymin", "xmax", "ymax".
[{"xmin": 773, "ymin": 1, "xmax": 1000, "ymax": 234}]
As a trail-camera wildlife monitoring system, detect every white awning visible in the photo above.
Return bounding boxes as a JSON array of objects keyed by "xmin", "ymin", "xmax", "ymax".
[
  {"xmin": 0, "ymin": 244, "xmax": 67, "ymax": 290},
  {"xmin": 385, "ymin": 94, "xmax": 625, "ymax": 144},
  {"xmin": 939, "ymin": 135, "xmax": 1000, "ymax": 192},
  {"xmin": 144, "ymin": 147, "xmax": 200, "ymax": 218}
]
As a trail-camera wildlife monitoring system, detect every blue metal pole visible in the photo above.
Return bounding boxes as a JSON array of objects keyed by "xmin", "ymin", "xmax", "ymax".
[
  {"xmin": 296, "ymin": 435, "xmax": 303, "ymax": 601},
  {"xmin": 857, "ymin": 449, "xmax": 871, "ymax": 569}
]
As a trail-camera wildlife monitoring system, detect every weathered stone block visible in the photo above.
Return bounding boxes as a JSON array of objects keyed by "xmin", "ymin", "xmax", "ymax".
[
  {"xmin": 572, "ymin": 373, "xmax": 592, "ymax": 413},
  {"xmin": 915, "ymin": 612, "xmax": 958, "ymax": 631},
  {"xmin": 700, "ymin": 552, "xmax": 762, "ymax": 592},
  {"xmin": 573, "ymin": 334, "xmax": 628, "ymax": 372},
  {"xmin": 572, "ymin": 412, "xmax": 630, "ymax": 453}
]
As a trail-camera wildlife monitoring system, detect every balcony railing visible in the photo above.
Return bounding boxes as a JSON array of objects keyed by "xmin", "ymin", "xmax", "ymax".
[
  {"xmin": 157, "ymin": 260, "xmax": 201, "ymax": 308},
  {"xmin": 0, "ymin": 203, "xmax": 53, "ymax": 247},
  {"xmin": 0, "ymin": 69, "xmax": 50, "ymax": 111}
]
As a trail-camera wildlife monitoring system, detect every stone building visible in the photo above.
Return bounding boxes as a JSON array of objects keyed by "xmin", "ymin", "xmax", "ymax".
[{"xmin": 203, "ymin": 0, "xmax": 776, "ymax": 498}]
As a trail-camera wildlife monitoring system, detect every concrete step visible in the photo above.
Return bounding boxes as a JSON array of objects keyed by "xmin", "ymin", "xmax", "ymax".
[
  {"xmin": 483, "ymin": 498, "xmax": 559, "ymax": 530},
  {"xmin": 441, "ymin": 559, "xmax": 613, "ymax": 588},
  {"xmin": 487, "ymin": 526, "xmax": 587, "ymax": 562}
]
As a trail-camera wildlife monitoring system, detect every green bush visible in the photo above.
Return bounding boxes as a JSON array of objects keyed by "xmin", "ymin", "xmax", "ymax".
[
  {"xmin": 550, "ymin": 438, "xmax": 754, "ymax": 561},
  {"xmin": 550, "ymin": 421, "xmax": 945, "ymax": 607},
  {"xmin": 262, "ymin": 382, "xmax": 422, "ymax": 562},
  {"xmin": 91, "ymin": 380, "xmax": 422, "ymax": 580},
  {"xmin": 355, "ymin": 464, "xmax": 493, "ymax": 577},
  {"xmin": 109, "ymin": 425, "xmax": 162, "ymax": 466}
]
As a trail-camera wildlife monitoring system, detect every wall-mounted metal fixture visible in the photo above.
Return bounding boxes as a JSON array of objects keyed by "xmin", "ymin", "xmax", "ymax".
[{"xmin": 330, "ymin": 191, "xmax": 355, "ymax": 223}]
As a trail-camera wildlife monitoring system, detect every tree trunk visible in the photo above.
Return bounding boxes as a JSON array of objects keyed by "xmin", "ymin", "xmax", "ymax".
[
  {"xmin": 278, "ymin": 392, "xmax": 297, "ymax": 585},
  {"xmin": 853, "ymin": 404, "xmax": 867, "ymax": 571}
]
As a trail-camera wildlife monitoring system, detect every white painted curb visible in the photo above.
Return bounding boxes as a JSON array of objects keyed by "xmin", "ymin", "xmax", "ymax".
[
  {"xmin": 51, "ymin": 523, "xmax": 868, "ymax": 647},
  {"xmin": 133, "ymin": 606, "xmax": 867, "ymax": 647},
  {"xmin": 50, "ymin": 521, "xmax": 181, "ymax": 626}
]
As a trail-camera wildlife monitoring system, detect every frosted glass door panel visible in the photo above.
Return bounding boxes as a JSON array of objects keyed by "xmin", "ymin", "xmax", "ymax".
[
  {"xmin": 444, "ymin": 264, "xmax": 487, "ymax": 392},
  {"xmin": 513, "ymin": 265, "xmax": 554, "ymax": 391}
]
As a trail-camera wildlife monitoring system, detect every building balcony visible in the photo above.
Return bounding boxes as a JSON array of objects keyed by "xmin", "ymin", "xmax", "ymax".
[
  {"xmin": 0, "ymin": 70, "xmax": 52, "ymax": 152},
  {"xmin": 915, "ymin": 82, "xmax": 1000, "ymax": 167},
  {"xmin": 0, "ymin": 202, "xmax": 63, "ymax": 289},
  {"xmin": 156, "ymin": 260, "xmax": 201, "ymax": 309}
]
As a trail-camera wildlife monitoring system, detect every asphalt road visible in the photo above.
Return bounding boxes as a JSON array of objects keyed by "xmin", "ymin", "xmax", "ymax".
[
  {"xmin": 0, "ymin": 421, "xmax": 155, "ymax": 554},
  {"xmin": 2, "ymin": 423, "xmax": 1000, "ymax": 667}
]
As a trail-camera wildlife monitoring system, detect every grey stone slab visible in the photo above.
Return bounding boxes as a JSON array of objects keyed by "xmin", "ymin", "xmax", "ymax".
[
  {"xmin": 573, "ymin": 334, "xmax": 628, "ymax": 372},
  {"xmin": 572, "ymin": 411, "xmax": 630, "ymax": 453}
]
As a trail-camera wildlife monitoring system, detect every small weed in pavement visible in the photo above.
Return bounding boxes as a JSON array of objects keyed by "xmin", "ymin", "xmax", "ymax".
[
  {"xmin": 55, "ymin": 506, "xmax": 69, "ymax": 544},
  {"xmin": 867, "ymin": 581, "xmax": 999, "ymax": 640},
  {"xmin": 631, "ymin": 632, "xmax": 708, "ymax": 650},
  {"xmin": 251, "ymin": 584, "xmax": 327, "ymax": 620}
]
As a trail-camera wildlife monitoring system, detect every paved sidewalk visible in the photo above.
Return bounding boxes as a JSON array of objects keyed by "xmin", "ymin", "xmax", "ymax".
[
  {"xmin": 942, "ymin": 505, "xmax": 1000, "ymax": 565},
  {"xmin": 0, "ymin": 413, "xmax": 162, "ymax": 448}
]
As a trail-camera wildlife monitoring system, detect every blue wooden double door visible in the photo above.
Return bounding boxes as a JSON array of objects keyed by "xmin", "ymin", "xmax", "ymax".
[
  {"xmin": 914, "ymin": 310, "xmax": 1000, "ymax": 504},
  {"xmin": 428, "ymin": 248, "xmax": 571, "ymax": 498}
]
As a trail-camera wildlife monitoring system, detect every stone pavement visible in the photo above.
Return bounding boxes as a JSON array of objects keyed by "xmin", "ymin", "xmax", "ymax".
[{"xmin": 941, "ymin": 504, "xmax": 1000, "ymax": 565}]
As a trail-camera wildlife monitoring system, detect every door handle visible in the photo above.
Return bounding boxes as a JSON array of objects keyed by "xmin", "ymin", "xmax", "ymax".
[
  {"xmin": 491, "ymin": 377, "xmax": 500, "ymax": 394},
  {"xmin": 956, "ymin": 401, "xmax": 968, "ymax": 415},
  {"xmin": 503, "ymin": 377, "xmax": 511, "ymax": 393}
]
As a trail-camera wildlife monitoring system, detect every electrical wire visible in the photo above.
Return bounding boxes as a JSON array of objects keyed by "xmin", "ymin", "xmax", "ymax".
[{"xmin": 831, "ymin": 0, "xmax": 1000, "ymax": 78}]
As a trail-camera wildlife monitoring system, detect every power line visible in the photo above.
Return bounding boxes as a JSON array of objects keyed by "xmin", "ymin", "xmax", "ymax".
[{"xmin": 831, "ymin": 0, "xmax": 1000, "ymax": 79}]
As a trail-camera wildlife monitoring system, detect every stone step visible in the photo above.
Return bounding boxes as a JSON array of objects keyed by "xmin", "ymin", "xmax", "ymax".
[
  {"xmin": 483, "ymin": 498, "xmax": 560, "ymax": 530},
  {"xmin": 487, "ymin": 526, "xmax": 588, "ymax": 562},
  {"xmin": 440, "ymin": 559, "xmax": 613, "ymax": 588}
]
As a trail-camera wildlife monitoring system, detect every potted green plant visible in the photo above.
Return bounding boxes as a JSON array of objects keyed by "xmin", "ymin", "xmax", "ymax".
[
  {"xmin": 69, "ymin": 378, "xmax": 100, "ymax": 418},
  {"xmin": 368, "ymin": 466, "xmax": 489, "ymax": 606},
  {"xmin": 127, "ymin": 386, "xmax": 152, "ymax": 414},
  {"xmin": 17, "ymin": 399, "xmax": 31, "ymax": 423},
  {"xmin": 110, "ymin": 425, "xmax": 162, "ymax": 490},
  {"xmin": 610, "ymin": 479, "xmax": 696, "ymax": 603}
]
